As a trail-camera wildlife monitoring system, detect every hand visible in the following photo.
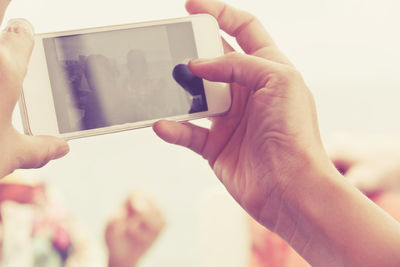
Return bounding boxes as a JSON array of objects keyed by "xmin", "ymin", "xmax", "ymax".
[
  {"xmin": 153, "ymin": 0, "xmax": 332, "ymax": 230},
  {"xmin": 155, "ymin": 1, "xmax": 400, "ymax": 266},
  {"xmin": 328, "ymin": 133, "xmax": 400, "ymax": 195},
  {"xmin": 105, "ymin": 191, "xmax": 165, "ymax": 267},
  {"xmin": 0, "ymin": 2, "xmax": 69, "ymax": 178}
]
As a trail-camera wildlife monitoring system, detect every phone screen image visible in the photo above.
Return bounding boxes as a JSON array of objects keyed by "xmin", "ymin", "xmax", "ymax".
[{"xmin": 42, "ymin": 22, "xmax": 208, "ymax": 134}]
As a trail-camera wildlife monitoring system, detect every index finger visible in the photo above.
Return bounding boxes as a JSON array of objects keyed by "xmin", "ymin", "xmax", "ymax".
[{"xmin": 186, "ymin": 0, "xmax": 291, "ymax": 65}]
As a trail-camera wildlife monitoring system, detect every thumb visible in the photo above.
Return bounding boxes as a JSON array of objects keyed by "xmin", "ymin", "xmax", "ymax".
[
  {"xmin": 189, "ymin": 52, "xmax": 282, "ymax": 91},
  {"xmin": 2, "ymin": 18, "xmax": 34, "ymax": 72},
  {"xmin": 153, "ymin": 120, "xmax": 209, "ymax": 156},
  {"xmin": 15, "ymin": 134, "xmax": 69, "ymax": 169},
  {"xmin": 0, "ymin": 19, "xmax": 35, "ymax": 117}
]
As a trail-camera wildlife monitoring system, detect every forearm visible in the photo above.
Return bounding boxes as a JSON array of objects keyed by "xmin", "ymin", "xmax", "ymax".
[{"xmin": 277, "ymin": 163, "xmax": 400, "ymax": 266}]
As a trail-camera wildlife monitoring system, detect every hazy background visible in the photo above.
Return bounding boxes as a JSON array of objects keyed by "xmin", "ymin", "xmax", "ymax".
[{"xmin": 6, "ymin": 0, "xmax": 400, "ymax": 266}]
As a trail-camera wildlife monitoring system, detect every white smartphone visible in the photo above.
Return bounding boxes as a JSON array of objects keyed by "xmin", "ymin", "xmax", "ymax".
[{"xmin": 19, "ymin": 14, "xmax": 231, "ymax": 140}]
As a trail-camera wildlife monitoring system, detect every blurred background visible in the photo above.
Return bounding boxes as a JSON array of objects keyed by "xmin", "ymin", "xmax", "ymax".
[{"xmin": 4, "ymin": 0, "xmax": 400, "ymax": 266}]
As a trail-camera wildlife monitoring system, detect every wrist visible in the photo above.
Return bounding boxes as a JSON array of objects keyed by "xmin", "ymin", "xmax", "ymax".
[
  {"xmin": 256, "ymin": 152, "xmax": 344, "ymax": 264},
  {"xmin": 252, "ymin": 144, "xmax": 343, "ymax": 257},
  {"xmin": 255, "ymin": 146, "xmax": 338, "ymax": 231},
  {"xmin": 276, "ymin": 159, "xmax": 344, "ymax": 258},
  {"xmin": 267, "ymin": 152, "xmax": 400, "ymax": 266}
]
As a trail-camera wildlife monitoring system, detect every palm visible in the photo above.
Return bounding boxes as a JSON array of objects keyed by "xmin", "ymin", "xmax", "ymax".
[
  {"xmin": 205, "ymin": 82, "xmax": 250, "ymax": 191},
  {"xmin": 211, "ymin": 108, "xmax": 259, "ymax": 212},
  {"xmin": 202, "ymin": 82, "xmax": 250, "ymax": 166},
  {"xmin": 206, "ymin": 74, "xmax": 319, "ymax": 216}
]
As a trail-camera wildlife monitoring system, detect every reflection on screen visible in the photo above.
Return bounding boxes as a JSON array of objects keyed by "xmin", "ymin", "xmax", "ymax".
[{"xmin": 43, "ymin": 22, "xmax": 208, "ymax": 134}]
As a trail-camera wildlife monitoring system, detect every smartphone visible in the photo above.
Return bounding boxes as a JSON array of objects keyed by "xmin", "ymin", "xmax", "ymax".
[{"xmin": 19, "ymin": 14, "xmax": 231, "ymax": 140}]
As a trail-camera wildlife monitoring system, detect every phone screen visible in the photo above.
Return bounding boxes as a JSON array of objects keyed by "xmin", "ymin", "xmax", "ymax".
[{"xmin": 42, "ymin": 22, "xmax": 208, "ymax": 133}]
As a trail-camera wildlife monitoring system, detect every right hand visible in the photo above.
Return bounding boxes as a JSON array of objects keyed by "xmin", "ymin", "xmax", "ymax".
[
  {"xmin": 152, "ymin": 1, "xmax": 400, "ymax": 266},
  {"xmin": 154, "ymin": 0, "xmax": 335, "ymax": 230},
  {"xmin": 0, "ymin": 1, "xmax": 69, "ymax": 178}
]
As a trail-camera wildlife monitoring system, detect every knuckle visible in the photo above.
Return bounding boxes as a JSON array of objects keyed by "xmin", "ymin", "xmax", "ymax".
[
  {"xmin": 37, "ymin": 147, "xmax": 53, "ymax": 168},
  {"xmin": 22, "ymin": 146, "xmax": 53, "ymax": 169},
  {"xmin": 267, "ymin": 66, "xmax": 301, "ymax": 88},
  {"xmin": 235, "ymin": 10, "xmax": 257, "ymax": 31},
  {"xmin": 14, "ymin": 154, "xmax": 26, "ymax": 170},
  {"xmin": 279, "ymin": 66, "xmax": 301, "ymax": 81}
]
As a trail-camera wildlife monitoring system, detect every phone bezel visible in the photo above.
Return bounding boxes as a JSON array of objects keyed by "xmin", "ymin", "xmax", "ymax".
[{"xmin": 19, "ymin": 14, "xmax": 231, "ymax": 140}]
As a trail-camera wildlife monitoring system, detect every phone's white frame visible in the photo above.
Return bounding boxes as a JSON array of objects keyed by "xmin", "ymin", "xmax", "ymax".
[{"xmin": 19, "ymin": 14, "xmax": 231, "ymax": 140}]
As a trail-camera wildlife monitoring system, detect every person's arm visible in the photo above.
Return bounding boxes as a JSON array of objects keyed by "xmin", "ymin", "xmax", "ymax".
[
  {"xmin": 153, "ymin": 0, "xmax": 400, "ymax": 265},
  {"xmin": 280, "ymin": 159, "xmax": 400, "ymax": 266},
  {"xmin": 0, "ymin": 2, "xmax": 68, "ymax": 178}
]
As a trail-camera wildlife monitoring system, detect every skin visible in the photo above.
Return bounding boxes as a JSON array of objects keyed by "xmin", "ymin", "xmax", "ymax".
[
  {"xmin": 153, "ymin": 0, "xmax": 400, "ymax": 266},
  {"xmin": 1, "ymin": 0, "xmax": 400, "ymax": 265},
  {"xmin": 105, "ymin": 191, "xmax": 165, "ymax": 267},
  {"xmin": 0, "ymin": 0, "xmax": 69, "ymax": 178},
  {"xmin": 328, "ymin": 133, "xmax": 400, "ymax": 195}
]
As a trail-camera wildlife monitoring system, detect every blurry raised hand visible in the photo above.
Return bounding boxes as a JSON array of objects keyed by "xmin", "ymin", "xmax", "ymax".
[
  {"xmin": 0, "ymin": 1, "xmax": 69, "ymax": 178},
  {"xmin": 328, "ymin": 133, "xmax": 400, "ymax": 195},
  {"xmin": 105, "ymin": 191, "xmax": 165, "ymax": 267}
]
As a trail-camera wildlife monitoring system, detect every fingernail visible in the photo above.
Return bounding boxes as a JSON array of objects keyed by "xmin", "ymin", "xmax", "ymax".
[
  {"xmin": 5, "ymin": 18, "xmax": 34, "ymax": 36},
  {"xmin": 55, "ymin": 142, "xmax": 70, "ymax": 159}
]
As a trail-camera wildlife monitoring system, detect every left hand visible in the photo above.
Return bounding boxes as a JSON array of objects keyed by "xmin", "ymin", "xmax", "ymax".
[{"xmin": 0, "ymin": 1, "xmax": 69, "ymax": 178}]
